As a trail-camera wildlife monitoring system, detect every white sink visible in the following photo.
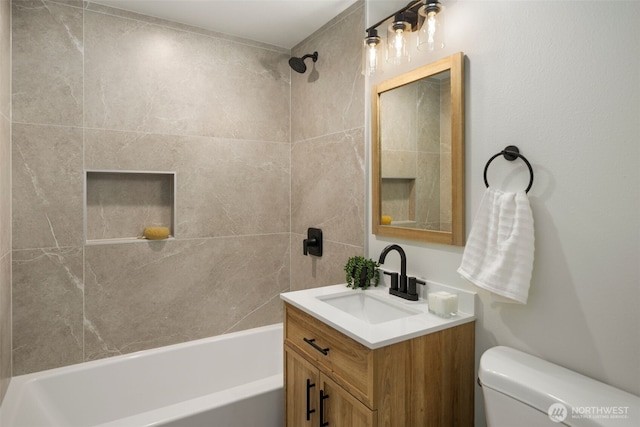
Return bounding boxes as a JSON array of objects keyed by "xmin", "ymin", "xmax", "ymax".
[
  {"xmin": 281, "ymin": 284, "xmax": 476, "ymax": 349},
  {"xmin": 317, "ymin": 291, "xmax": 421, "ymax": 324}
]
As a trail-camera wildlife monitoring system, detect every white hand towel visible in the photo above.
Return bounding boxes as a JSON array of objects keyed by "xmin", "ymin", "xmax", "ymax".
[{"xmin": 457, "ymin": 188, "xmax": 535, "ymax": 304}]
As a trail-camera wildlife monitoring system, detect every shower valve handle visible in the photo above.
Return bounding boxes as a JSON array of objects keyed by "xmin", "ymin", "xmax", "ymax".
[
  {"xmin": 303, "ymin": 238, "xmax": 317, "ymax": 255},
  {"xmin": 303, "ymin": 228, "xmax": 323, "ymax": 257}
]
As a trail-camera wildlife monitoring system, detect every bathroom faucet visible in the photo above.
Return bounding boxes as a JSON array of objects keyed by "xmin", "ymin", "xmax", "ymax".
[
  {"xmin": 378, "ymin": 244, "xmax": 407, "ymax": 292},
  {"xmin": 378, "ymin": 244, "xmax": 425, "ymax": 301}
]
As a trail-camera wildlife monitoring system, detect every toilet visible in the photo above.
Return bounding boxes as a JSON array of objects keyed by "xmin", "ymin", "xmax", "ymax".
[{"xmin": 479, "ymin": 346, "xmax": 639, "ymax": 426}]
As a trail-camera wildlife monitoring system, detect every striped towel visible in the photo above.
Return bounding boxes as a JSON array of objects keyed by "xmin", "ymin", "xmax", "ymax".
[{"xmin": 457, "ymin": 188, "xmax": 535, "ymax": 304}]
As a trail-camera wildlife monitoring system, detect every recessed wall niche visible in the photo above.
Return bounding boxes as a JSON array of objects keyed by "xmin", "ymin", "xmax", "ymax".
[
  {"xmin": 85, "ymin": 170, "xmax": 176, "ymax": 244},
  {"xmin": 381, "ymin": 177, "xmax": 417, "ymax": 227}
]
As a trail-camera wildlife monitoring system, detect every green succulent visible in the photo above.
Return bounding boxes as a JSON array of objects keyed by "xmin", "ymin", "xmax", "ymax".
[{"xmin": 344, "ymin": 256, "xmax": 380, "ymax": 289}]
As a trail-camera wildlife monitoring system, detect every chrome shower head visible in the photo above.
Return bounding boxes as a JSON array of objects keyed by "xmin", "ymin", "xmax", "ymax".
[{"xmin": 288, "ymin": 51, "xmax": 318, "ymax": 73}]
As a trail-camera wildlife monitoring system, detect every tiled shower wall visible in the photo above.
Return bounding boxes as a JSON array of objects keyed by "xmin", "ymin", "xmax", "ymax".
[
  {"xmin": 11, "ymin": 0, "xmax": 291, "ymax": 374},
  {"xmin": 290, "ymin": 2, "xmax": 365, "ymax": 290},
  {"xmin": 10, "ymin": 0, "xmax": 365, "ymax": 376},
  {"xmin": 0, "ymin": 0, "xmax": 11, "ymax": 401}
]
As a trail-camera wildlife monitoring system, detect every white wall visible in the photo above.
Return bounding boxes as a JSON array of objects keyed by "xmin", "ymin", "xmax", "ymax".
[{"xmin": 366, "ymin": 0, "xmax": 640, "ymax": 424}]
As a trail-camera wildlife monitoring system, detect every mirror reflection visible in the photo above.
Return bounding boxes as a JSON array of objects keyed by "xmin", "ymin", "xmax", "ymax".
[
  {"xmin": 379, "ymin": 70, "xmax": 451, "ymax": 231},
  {"xmin": 372, "ymin": 52, "xmax": 465, "ymax": 246}
]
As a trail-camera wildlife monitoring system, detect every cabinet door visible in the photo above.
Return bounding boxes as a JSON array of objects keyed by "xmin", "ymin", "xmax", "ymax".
[
  {"xmin": 286, "ymin": 347, "xmax": 319, "ymax": 427},
  {"xmin": 320, "ymin": 374, "xmax": 377, "ymax": 427}
]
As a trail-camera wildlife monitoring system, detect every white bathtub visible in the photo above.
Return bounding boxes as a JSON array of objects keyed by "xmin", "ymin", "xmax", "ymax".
[{"xmin": 1, "ymin": 323, "xmax": 284, "ymax": 427}]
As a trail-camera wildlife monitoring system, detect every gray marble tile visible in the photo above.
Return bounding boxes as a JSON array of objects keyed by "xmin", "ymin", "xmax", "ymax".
[
  {"xmin": 290, "ymin": 234, "xmax": 362, "ymax": 292},
  {"xmin": 0, "ymin": 116, "xmax": 9, "ymax": 257},
  {"xmin": 0, "ymin": 253, "xmax": 10, "ymax": 401},
  {"xmin": 291, "ymin": 128, "xmax": 365, "ymax": 247},
  {"xmin": 48, "ymin": 0, "xmax": 85, "ymax": 9},
  {"xmin": 381, "ymin": 150, "xmax": 417, "ymax": 178},
  {"xmin": 84, "ymin": 234, "xmax": 290, "ymax": 360},
  {"xmin": 417, "ymin": 80, "xmax": 442, "ymax": 154},
  {"xmin": 84, "ymin": 10, "xmax": 290, "ymax": 141},
  {"xmin": 0, "ymin": 0, "xmax": 9, "ymax": 120},
  {"xmin": 439, "ymin": 77, "xmax": 451, "ymax": 153},
  {"xmin": 291, "ymin": 4, "xmax": 364, "ymax": 142},
  {"xmin": 0, "ymin": 0, "xmax": 10, "ymax": 402},
  {"xmin": 174, "ymin": 138, "xmax": 291, "ymax": 238},
  {"xmin": 85, "ymin": 129, "xmax": 291, "ymax": 238},
  {"xmin": 439, "ymin": 152, "xmax": 452, "ymax": 223},
  {"xmin": 380, "ymin": 83, "xmax": 418, "ymax": 153},
  {"xmin": 84, "ymin": 129, "xmax": 179, "ymax": 172},
  {"xmin": 416, "ymin": 152, "xmax": 441, "ymax": 229},
  {"xmin": 12, "ymin": 247, "xmax": 84, "ymax": 375},
  {"xmin": 12, "ymin": 124, "xmax": 83, "ymax": 249},
  {"xmin": 225, "ymin": 294, "xmax": 286, "ymax": 333},
  {"xmin": 12, "ymin": 0, "xmax": 83, "ymax": 126}
]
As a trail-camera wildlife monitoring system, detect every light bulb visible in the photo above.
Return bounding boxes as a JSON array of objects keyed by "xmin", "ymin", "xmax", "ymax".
[
  {"xmin": 362, "ymin": 29, "xmax": 381, "ymax": 76},
  {"xmin": 367, "ymin": 44, "xmax": 378, "ymax": 70},
  {"xmin": 394, "ymin": 30, "xmax": 405, "ymax": 57},
  {"xmin": 426, "ymin": 12, "xmax": 437, "ymax": 49},
  {"xmin": 387, "ymin": 20, "xmax": 410, "ymax": 64},
  {"xmin": 418, "ymin": 2, "xmax": 444, "ymax": 52}
]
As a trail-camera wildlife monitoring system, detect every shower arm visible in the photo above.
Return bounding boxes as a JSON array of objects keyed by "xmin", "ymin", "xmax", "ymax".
[{"xmin": 300, "ymin": 52, "xmax": 318, "ymax": 63}]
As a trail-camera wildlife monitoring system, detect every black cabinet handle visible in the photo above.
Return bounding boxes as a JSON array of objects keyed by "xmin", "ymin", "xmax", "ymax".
[
  {"xmin": 303, "ymin": 338, "xmax": 330, "ymax": 355},
  {"xmin": 306, "ymin": 378, "xmax": 316, "ymax": 421},
  {"xmin": 319, "ymin": 390, "xmax": 330, "ymax": 427}
]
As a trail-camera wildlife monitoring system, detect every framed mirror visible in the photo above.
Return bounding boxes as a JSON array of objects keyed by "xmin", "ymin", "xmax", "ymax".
[{"xmin": 372, "ymin": 52, "xmax": 465, "ymax": 245}]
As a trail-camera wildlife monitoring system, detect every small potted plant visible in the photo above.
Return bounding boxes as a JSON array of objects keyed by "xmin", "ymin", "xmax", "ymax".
[{"xmin": 344, "ymin": 256, "xmax": 380, "ymax": 290}]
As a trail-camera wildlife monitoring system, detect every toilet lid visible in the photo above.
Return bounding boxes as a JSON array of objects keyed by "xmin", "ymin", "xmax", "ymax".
[{"xmin": 479, "ymin": 346, "xmax": 639, "ymax": 427}]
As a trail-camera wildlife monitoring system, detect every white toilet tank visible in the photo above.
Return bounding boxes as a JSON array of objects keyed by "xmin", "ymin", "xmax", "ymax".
[{"xmin": 478, "ymin": 346, "xmax": 639, "ymax": 427}]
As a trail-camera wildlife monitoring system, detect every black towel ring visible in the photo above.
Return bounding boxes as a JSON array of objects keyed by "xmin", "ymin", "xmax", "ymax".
[{"xmin": 483, "ymin": 145, "xmax": 534, "ymax": 193}]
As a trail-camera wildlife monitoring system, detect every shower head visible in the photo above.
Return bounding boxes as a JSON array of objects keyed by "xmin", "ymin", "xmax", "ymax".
[{"xmin": 288, "ymin": 51, "xmax": 318, "ymax": 74}]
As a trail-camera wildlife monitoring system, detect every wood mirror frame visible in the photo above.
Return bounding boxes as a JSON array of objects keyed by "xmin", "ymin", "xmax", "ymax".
[{"xmin": 372, "ymin": 52, "xmax": 465, "ymax": 245}]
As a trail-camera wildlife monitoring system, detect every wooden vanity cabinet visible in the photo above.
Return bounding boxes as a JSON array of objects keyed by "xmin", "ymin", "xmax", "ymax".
[
  {"xmin": 286, "ymin": 349, "xmax": 375, "ymax": 427},
  {"xmin": 284, "ymin": 303, "xmax": 475, "ymax": 427}
]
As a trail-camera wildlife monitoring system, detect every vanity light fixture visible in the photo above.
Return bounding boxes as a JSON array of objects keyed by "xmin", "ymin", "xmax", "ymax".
[
  {"xmin": 362, "ymin": 0, "xmax": 444, "ymax": 76},
  {"xmin": 362, "ymin": 28, "xmax": 382, "ymax": 77},
  {"xmin": 387, "ymin": 12, "xmax": 413, "ymax": 64},
  {"xmin": 417, "ymin": 1, "xmax": 444, "ymax": 51}
]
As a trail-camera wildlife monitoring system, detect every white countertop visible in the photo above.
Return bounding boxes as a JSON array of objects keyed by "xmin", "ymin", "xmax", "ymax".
[{"xmin": 280, "ymin": 281, "xmax": 476, "ymax": 349}]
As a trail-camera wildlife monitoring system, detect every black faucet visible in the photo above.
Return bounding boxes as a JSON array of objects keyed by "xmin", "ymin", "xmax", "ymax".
[
  {"xmin": 378, "ymin": 244, "xmax": 425, "ymax": 301},
  {"xmin": 378, "ymin": 244, "xmax": 407, "ymax": 293}
]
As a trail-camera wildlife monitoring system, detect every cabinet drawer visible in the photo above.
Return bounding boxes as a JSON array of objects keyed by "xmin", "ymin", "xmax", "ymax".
[{"xmin": 285, "ymin": 304, "xmax": 374, "ymax": 406}]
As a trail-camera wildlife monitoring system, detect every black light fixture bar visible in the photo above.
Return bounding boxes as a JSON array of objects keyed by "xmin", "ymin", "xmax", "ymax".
[
  {"xmin": 365, "ymin": 0, "xmax": 424, "ymax": 33},
  {"xmin": 362, "ymin": 0, "xmax": 444, "ymax": 75}
]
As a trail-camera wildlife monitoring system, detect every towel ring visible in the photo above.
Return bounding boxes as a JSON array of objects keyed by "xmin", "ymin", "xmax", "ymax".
[{"xmin": 483, "ymin": 145, "xmax": 534, "ymax": 193}]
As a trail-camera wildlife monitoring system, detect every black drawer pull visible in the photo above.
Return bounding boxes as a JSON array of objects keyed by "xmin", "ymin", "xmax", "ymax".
[
  {"xmin": 319, "ymin": 390, "xmax": 330, "ymax": 427},
  {"xmin": 303, "ymin": 338, "xmax": 330, "ymax": 355},
  {"xmin": 306, "ymin": 378, "xmax": 316, "ymax": 421}
]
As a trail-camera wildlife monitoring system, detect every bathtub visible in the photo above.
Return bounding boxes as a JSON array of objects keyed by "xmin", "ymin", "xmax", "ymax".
[{"xmin": 1, "ymin": 323, "xmax": 284, "ymax": 427}]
